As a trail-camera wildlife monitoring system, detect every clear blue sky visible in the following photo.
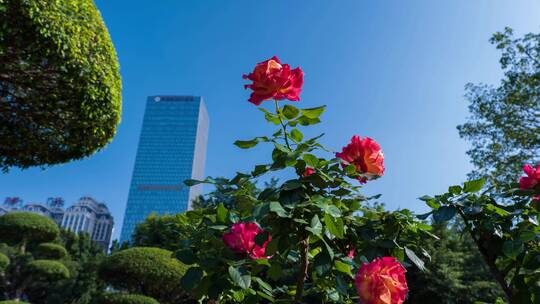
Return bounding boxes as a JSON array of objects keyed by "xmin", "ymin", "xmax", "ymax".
[{"xmin": 1, "ymin": 1, "xmax": 539, "ymax": 240}]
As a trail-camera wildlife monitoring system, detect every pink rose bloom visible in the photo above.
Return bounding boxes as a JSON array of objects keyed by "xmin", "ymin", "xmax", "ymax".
[
  {"xmin": 520, "ymin": 164, "xmax": 540, "ymax": 190},
  {"xmin": 336, "ymin": 135, "xmax": 385, "ymax": 183},
  {"xmin": 355, "ymin": 257, "xmax": 408, "ymax": 304},
  {"xmin": 303, "ymin": 167, "xmax": 315, "ymax": 177},
  {"xmin": 222, "ymin": 222, "xmax": 271, "ymax": 259}
]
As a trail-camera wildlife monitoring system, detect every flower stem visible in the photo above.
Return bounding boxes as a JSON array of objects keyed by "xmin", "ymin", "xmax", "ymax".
[
  {"xmin": 274, "ymin": 100, "xmax": 291, "ymax": 150},
  {"xmin": 294, "ymin": 235, "xmax": 309, "ymax": 303}
]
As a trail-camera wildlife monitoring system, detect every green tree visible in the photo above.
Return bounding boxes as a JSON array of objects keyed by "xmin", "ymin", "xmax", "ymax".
[
  {"xmin": 0, "ymin": 0, "xmax": 122, "ymax": 171},
  {"xmin": 457, "ymin": 28, "xmax": 540, "ymax": 185},
  {"xmin": 0, "ymin": 212, "xmax": 70, "ymax": 301},
  {"xmin": 407, "ymin": 222, "xmax": 504, "ymax": 303},
  {"xmin": 99, "ymin": 247, "xmax": 188, "ymax": 304},
  {"xmin": 97, "ymin": 293, "xmax": 160, "ymax": 304}
]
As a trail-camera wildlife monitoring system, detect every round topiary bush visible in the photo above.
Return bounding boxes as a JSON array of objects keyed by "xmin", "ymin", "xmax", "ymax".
[
  {"xmin": 0, "ymin": 212, "xmax": 59, "ymax": 244},
  {"xmin": 99, "ymin": 293, "xmax": 160, "ymax": 304},
  {"xmin": 99, "ymin": 247, "xmax": 187, "ymax": 302},
  {"xmin": 0, "ymin": 0, "xmax": 122, "ymax": 171},
  {"xmin": 34, "ymin": 242, "xmax": 68, "ymax": 259},
  {"xmin": 0, "ymin": 252, "xmax": 9, "ymax": 270},
  {"xmin": 25, "ymin": 259, "xmax": 70, "ymax": 281}
]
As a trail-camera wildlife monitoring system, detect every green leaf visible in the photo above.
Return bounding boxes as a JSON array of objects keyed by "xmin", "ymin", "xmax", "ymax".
[
  {"xmin": 297, "ymin": 115, "xmax": 321, "ymax": 126},
  {"xmin": 259, "ymin": 108, "xmax": 281, "ymax": 125},
  {"xmin": 519, "ymin": 230, "xmax": 536, "ymax": 242},
  {"xmin": 463, "ymin": 178, "xmax": 486, "ymax": 193},
  {"xmin": 448, "ymin": 185, "xmax": 462, "ymax": 195},
  {"xmin": 324, "ymin": 213, "xmax": 344, "ymax": 239},
  {"xmin": 290, "ymin": 128, "xmax": 304, "ymax": 142},
  {"xmin": 405, "ymin": 247, "xmax": 425, "ymax": 271},
  {"xmin": 228, "ymin": 266, "xmax": 251, "ymax": 289},
  {"xmin": 264, "ymin": 238, "xmax": 279, "ymax": 256},
  {"xmin": 433, "ymin": 206, "xmax": 456, "ymax": 222},
  {"xmin": 334, "ymin": 260, "xmax": 352, "ymax": 277},
  {"xmin": 181, "ymin": 267, "xmax": 203, "ymax": 290},
  {"xmin": 314, "ymin": 251, "xmax": 332, "ymax": 276},
  {"xmin": 252, "ymin": 165, "xmax": 268, "ymax": 177},
  {"xmin": 234, "ymin": 138, "xmax": 259, "ymax": 149},
  {"xmin": 269, "ymin": 201, "xmax": 289, "ymax": 218},
  {"xmin": 301, "ymin": 106, "xmax": 326, "ymax": 119},
  {"xmin": 302, "ymin": 153, "xmax": 319, "ymax": 167},
  {"xmin": 176, "ymin": 249, "xmax": 197, "ymax": 265},
  {"xmin": 216, "ymin": 203, "xmax": 228, "ymax": 223},
  {"xmin": 306, "ymin": 214, "xmax": 322, "ymax": 237},
  {"xmin": 282, "ymin": 105, "xmax": 300, "ymax": 120},
  {"xmin": 502, "ymin": 239, "xmax": 524, "ymax": 259},
  {"xmin": 485, "ymin": 203, "xmax": 510, "ymax": 216}
]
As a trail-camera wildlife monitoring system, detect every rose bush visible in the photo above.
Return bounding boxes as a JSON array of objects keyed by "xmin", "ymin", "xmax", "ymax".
[{"xmin": 180, "ymin": 56, "xmax": 432, "ymax": 303}]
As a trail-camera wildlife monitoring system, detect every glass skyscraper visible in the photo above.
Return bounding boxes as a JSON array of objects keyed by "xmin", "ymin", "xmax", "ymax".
[{"xmin": 120, "ymin": 96, "xmax": 209, "ymax": 243}]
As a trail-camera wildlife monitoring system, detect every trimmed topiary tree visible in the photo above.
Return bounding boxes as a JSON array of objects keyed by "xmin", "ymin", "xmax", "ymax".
[
  {"xmin": 98, "ymin": 293, "xmax": 160, "ymax": 304},
  {"xmin": 99, "ymin": 247, "xmax": 188, "ymax": 303},
  {"xmin": 0, "ymin": 212, "xmax": 70, "ymax": 301},
  {"xmin": 0, "ymin": 212, "xmax": 59, "ymax": 250},
  {"xmin": 0, "ymin": 0, "xmax": 122, "ymax": 171},
  {"xmin": 25, "ymin": 259, "xmax": 70, "ymax": 281},
  {"xmin": 33, "ymin": 242, "xmax": 68, "ymax": 259}
]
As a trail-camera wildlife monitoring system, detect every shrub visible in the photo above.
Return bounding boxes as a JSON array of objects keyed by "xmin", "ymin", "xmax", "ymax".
[
  {"xmin": 0, "ymin": 0, "xmax": 122, "ymax": 171},
  {"xmin": 0, "ymin": 301, "xmax": 30, "ymax": 304},
  {"xmin": 99, "ymin": 247, "xmax": 187, "ymax": 302},
  {"xmin": 0, "ymin": 212, "xmax": 59, "ymax": 244},
  {"xmin": 25, "ymin": 259, "xmax": 70, "ymax": 281},
  {"xmin": 0, "ymin": 252, "xmax": 9, "ymax": 270},
  {"xmin": 34, "ymin": 242, "xmax": 68, "ymax": 259},
  {"xmin": 98, "ymin": 293, "xmax": 160, "ymax": 304}
]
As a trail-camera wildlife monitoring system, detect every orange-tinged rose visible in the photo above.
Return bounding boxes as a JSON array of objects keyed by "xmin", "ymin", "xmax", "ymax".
[
  {"xmin": 336, "ymin": 135, "xmax": 384, "ymax": 183},
  {"xmin": 355, "ymin": 257, "xmax": 408, "ymax": 304},
  {"xmin": 243, "ymin": 56, "xmax": 304, "ymax": 106}
]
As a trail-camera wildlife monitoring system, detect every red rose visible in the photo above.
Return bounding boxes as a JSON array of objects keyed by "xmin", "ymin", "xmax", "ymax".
[
  {"xmin": 222, "ymin": 222, "xmax": 271, "ymax": 259},
  {"xmin": 243, "ymin": 56, "xmax": 304, "ymax": 106},
  {"xmin": 336, "ymin": 136, "xmax": 384, "ymax": 183},
  {"xmin": 303, "ymin": 167, "xmax": 315, "ymax": 177},
  {"xmin": 520, "ymin": 164, "xmax": 540, "ymax": 190},
  {"xmin": 355, "ymin": 257, "xmax": 408, "ymax": 304}
]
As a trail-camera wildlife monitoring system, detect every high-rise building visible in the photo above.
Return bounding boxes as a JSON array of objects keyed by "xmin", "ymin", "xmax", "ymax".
[{"xmin": 119, "ymin": 95, "xmax": 209, "ymax": 243}]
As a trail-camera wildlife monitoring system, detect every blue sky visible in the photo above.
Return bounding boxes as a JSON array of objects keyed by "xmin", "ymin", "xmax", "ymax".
[{"xmin": 1, "ymin": 1, "xmax": 539, "ymax": 240}]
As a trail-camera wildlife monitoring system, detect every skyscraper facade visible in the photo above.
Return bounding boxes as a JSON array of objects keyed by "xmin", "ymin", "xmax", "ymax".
[{"xmin": 120, "ymin": 96, "xmax": 209, "ymax": 243}]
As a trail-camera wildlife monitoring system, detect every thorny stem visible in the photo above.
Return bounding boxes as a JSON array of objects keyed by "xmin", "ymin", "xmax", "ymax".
[{"xmin": 274, "ymin": 100, "xmax": 291, "ymax": 150}]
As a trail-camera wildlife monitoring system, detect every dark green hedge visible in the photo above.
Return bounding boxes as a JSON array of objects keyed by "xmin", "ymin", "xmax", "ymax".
[
  {"xmin": 98, "ymin": 293, "xmax": 160, "ymax": 304},
  {"xmin": 0, "ymin": 0, "xmax": 122, "ymax": 171},
  {"xmin": 0, "ymin": 301, "xmax": 30, "ymax": 304},
  {"xmin": 99, "ymin": 247, "xmax": 187, "ymax": 302},
  {"xmin": 0, "ymin": 212, "xmax": 59, "ymax": 244},
  {"xmin": 34, "ymin": 242, "xmax": 68, "ymax": 259},
  {"xmin": 25, "ymin": 259, "xmax": 70, "ymax": 281}
]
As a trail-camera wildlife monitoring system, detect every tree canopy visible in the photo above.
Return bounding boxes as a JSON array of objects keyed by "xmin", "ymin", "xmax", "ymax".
[
  {"xmin": 0, "ymin": 212, "xmax": 59, "ymax": 245},
  {"xmin": 0, "ymin": 0, "xmax": 122, "ymax": 171},
  {"xmin": 457, "ymin": 27, "xmax": 540, "ymax": 184},
  {"xmin": 99, "ymin": 247, "xmax": 188, "ymax": 303},
  {"xmin": 98, "ymin": 293, "xmax": 160, "ymax": 304}
]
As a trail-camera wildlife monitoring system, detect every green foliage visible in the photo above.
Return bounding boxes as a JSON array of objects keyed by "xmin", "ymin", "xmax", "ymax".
[
  {"xmin": 407, "ymin": 222, "xmax": 505, "ymax": 303},
  {"xmin": 0, "ymin": 301, "xmax": 30, "ymax": 304},
  {"xmin": 0, "ymin": 0, "xmax": 122, "ymax": 171},
  {"xmin": 457, "ymin": 28, "xmax": 540, "ymax": 185},
  {"xmin": 99, "ymin": 247, "xmax": 188, "ymax": 303},
  {"xmin": 33, "ymin": 243, "xmax": 67, "ymax": 259},
  {"xmin": 0, "ymin": 212, "xmax": 59, "ymax": 245},
  {"xmin": 25, "ymin": 259, "xmax": 70, "ymax": 281},
  {"xmin": 98, "ymin": 293, "xmax": 160, "ymax": 304},
  {"xmin": 422, "ymin": 179, "xmax": 540, "ymax": 303},
  {"xmin": 0, "ymin": 252, "xmax": 8, "ymax": 271},
  {"xmin": 179, "ymin": 101, "xmax": 431, "ymax": 303}
]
